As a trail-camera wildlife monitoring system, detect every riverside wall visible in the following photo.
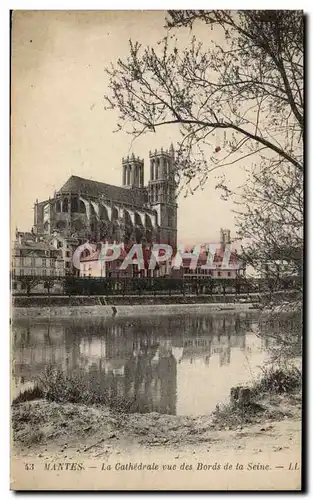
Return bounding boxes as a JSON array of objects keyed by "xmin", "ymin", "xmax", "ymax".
[{"xmin": 12, "ymin": 294, "xmax": 258, "ymax": 318}]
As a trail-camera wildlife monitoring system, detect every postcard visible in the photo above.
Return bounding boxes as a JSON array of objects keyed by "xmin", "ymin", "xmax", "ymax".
[{"xmin": 10, "ymin": 10, "xmax": 303, "ymax": 491}]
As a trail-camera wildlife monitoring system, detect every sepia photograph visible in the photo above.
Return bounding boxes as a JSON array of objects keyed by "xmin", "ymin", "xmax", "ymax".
[{"xmin": 10, "ymin": 9, "xmax": 303, "ymax": 491}]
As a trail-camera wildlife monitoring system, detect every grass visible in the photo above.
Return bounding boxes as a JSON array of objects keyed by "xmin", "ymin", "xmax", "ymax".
[
  {"xmin": 34, "ymin": 365, "xmax": 134, "ymax": 412},
  {"xmin": 12, "ymin": 362, "xmax": 302, "ymax": 432},
  {"xmin": 12, "ymin": 385, "xmax": 44, "ymax": 405},
  {"xmin": 12, "ymin": 366, "xmax": 135, "ymax": 412},
  {"xmin": 212, "ymin": 364, "xmax": 302, "ymax": 429},
  {"xmin": 253, "ymin": 365, "xmax": 302, "ymax": 395}
]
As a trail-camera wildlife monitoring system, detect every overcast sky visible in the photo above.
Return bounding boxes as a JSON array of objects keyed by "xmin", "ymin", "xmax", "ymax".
[{"xmin": 11, "ymin": 10, "xmax": 246, "ymax": 245}]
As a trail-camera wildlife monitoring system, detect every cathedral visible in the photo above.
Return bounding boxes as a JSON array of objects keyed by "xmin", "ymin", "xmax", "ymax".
[{"xmin": 33, "ymin": 145, "xmax": 178, "ymax": 251}]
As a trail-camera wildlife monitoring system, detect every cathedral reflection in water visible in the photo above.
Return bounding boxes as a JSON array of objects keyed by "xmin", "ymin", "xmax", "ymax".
[{"xmin": 12, "ymin": 313, "xmax": 268, "ymax": 415}]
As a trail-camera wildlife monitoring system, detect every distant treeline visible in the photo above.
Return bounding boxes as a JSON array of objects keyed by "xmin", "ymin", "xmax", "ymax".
[{"xmin": 12, "ymin": 274, "xmax": 301, "ymax": 296}]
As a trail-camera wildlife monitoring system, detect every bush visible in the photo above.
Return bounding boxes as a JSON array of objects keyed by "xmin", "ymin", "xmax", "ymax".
[
  {"xmin": 38, "ymin": 365, "xmax": 134, "ymax": 412},
  {"xmin": 254, "ymin": 365, "xmax": 302, "ymax": 395},
  {"xmin": 211, "ymin": 365, "xmax": 301, "ymax": 428}
]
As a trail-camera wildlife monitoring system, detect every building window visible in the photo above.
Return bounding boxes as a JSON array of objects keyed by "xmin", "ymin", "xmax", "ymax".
[
  {"xmin": 228, "ymin": 272, "xmax": 231, "ymax": 277},
  {"xmin": 31, "ymin": 257, "xmax": 35, "ymax": 267},
  {"xmin": 66, "ymin": 251, "xmax": 71, "ymax": 258},
  {"xmin": 20, "ymin": 269, "xmax": 24, "ymax": 276},
  {"xmin": 63, "ymin": 198, "xmax": 68, "ymax": 212},
  {"xmin": 50, "ymin": 259, "xmax": 54, "ymax": 267},
  {"xmin": 65, "ymin": 262, "xmax": 70, "ymax": 268},
  {"xmin": 42, "ymin": 258, "xmax": 46, "ymax": 267},
  {"xmin": 20, "ymin": 257, "xmax": 24, "ymax": 266},
  {"xmin": 218, "ymin": 271, "xmax": 221, "ymax": 277},
  {"xmin": 43, "ymin": 269, "xmax": 46, "ymax": 276}
]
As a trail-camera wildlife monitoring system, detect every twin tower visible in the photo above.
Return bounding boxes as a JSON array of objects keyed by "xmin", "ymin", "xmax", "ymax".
[
  {"xmin": 121, "ymin": 144, "xmax": 177, "ymax": 248},
  {"xmin": 121, "ymin": 144, "xmax": 176, "ymax": 206}
]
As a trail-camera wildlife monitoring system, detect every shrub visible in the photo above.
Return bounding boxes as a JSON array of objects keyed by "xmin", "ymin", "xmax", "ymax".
[
  {"xmin": 254, "ymin": 365, "xmax": 302, "ymax": 395},
  {"xmin": 38, "ymin": 365, "xmax": 134, "ymax": 412}
]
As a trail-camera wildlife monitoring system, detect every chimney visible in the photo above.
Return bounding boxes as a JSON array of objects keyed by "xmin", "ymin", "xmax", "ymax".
[
  {"xmin": 220, "ymin": 228, "xmax": 231, "ymax": 247},
  {"xmin": 220, "ymin": 228, "xmax": 225, "ymax": 246},
  {"xmin": 226, "ymin": 229, "xmax": 231, "ymax": 245}
]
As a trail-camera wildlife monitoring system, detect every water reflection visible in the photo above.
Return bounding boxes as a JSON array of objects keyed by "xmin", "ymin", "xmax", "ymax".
[{"xmin": 12, "ymin": 313, "xmax": 287, "ymax": 415}]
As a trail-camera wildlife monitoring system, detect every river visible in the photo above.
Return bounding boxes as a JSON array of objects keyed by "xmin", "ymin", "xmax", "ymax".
[{"xmin": 11, "ymin": 311, "xmax": 301, "ymax": 416}]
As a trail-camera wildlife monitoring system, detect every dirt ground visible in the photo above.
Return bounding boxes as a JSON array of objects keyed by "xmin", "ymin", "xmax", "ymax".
[{"xmin": 12, "ymin": 391, "xmax": 302, "ymax": 462}]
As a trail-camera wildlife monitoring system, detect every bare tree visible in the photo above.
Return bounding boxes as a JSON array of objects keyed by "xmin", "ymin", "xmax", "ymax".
[
  {"xmin": 218, "ymin": 156, "xmax": 303, "ymax": 292},
  {"xmin": 105, "ymin": 10, "xmax": 303, "ymax": 296},
  {"xmin": 105, "ymin": 10, "xmax": 303, "ymax": 190}
]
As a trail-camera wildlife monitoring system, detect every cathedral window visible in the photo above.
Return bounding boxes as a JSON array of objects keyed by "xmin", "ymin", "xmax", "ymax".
[
  {"xmin": 79, "ymin": 200, "xmax": 86, "ymax": 213},
  {"xmin": 71, "ymin": 197, "xmax": 78, "ymax": 213},
  {"xmin": 127, "ymin": 166, "xmax": 131, "ymax": 185},
  {"xmin": 63, "ymin": 198, "xmax": 68, "ymax": 212},
  {"xmin": 155, "ymin": 159, "xmax": 159, "ymax": 179}
]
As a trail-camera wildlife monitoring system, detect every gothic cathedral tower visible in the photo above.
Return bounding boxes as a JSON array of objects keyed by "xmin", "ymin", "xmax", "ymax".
[
  {"xmin": 122, "ymin": 153, "xmax": 144, "ymax": 188},
  {"xmin": 148, "ymin": 144, "xmax": 177, "ymax": 249}
]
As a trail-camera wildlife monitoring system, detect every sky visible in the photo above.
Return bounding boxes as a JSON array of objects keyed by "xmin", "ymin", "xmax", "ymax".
[{"xmin": 11, "ymin": 10, "xmax": 246, "ymax": 245}]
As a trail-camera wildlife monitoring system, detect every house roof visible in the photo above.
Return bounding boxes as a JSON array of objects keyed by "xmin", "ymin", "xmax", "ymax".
[
  {"xmin": 13, "ymin": 240, "xmax": 63, "ymax": 258},
  {"xmin": 16, "ymin": 231, "xmax": 34, "ymax": 240},
  {"xmin": 58, "ymin": 175, "xmax": 148, "ymax": 207},
  {"xmin": 181, "ymin": 247, "xmax": 243, "ymax": 268},
  {"xmin": 15, "ymin": 241, "xmax": 55, "ymax": 251}
]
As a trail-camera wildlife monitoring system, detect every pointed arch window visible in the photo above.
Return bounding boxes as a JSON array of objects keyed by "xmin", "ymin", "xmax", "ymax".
[
  {"xmin": 71, "ymin": 197, "xmax": 78, "ymax": 213},
  {"xmin": 164, "ymin": 159, "xmax": 168, "ymax": 177},
  {"xmin": 155, "ymin": 159, "xmax": 159, "ymax": 179},
  {"xmin": 62, "ymin": 198, "xmax": 68, "ymax": 212}
]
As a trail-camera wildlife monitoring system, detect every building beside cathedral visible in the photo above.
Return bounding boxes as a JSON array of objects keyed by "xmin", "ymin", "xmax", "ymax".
[{"xmin": 32, "ymin": 145, "xmax": 178, "ymax": 269}]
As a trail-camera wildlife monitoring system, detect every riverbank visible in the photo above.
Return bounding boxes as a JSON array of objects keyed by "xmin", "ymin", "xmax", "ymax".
[
  {"xmin": 11, "ymin": 364, "xmax": 302, "ymax": 490},
  {"xmin": 12, "ymin": 295, "xmax": 259, "ymax": 318},
  {"xmin": 12, "ymin": 363, "xmax": 302, "ymax": 454},
  {"xmin": 12, "ymin": 390, "xmax": 301, "ymax": 459}
]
